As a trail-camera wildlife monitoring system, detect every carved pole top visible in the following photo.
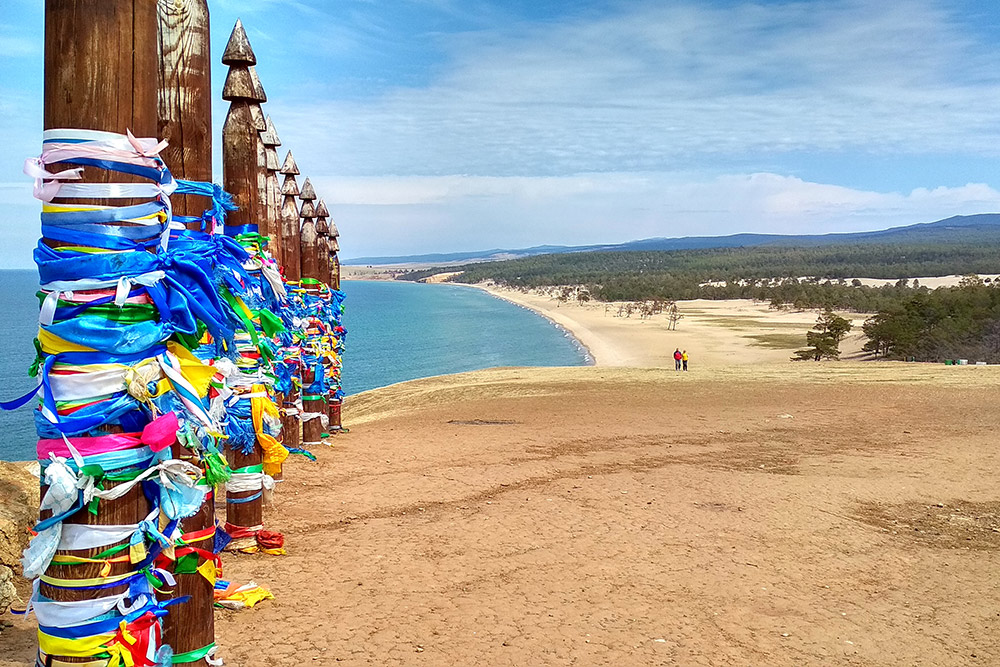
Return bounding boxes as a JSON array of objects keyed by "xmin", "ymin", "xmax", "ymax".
[
  {"xmin": 261, "ymin": 116, "xmax": 281, "ymax": 147},
  {"xmin": 329, "ymin": 221, "xmax": 340, "ymax": 237},
  {"xmin": 315, "ymin": 198, "xmax": 329, "ymax": 218},
  {"xmin": 222, "ymin": 19, "xmax": 257, "ymax": 66},
  {"xmin": 299, "ymin": 177, "xmax": 317, "ymax": 201},
  {"xmin": 248, "ymin": 67, "xmax": 267, "ymax": 103},
  {"xmin": 280, "ymin": 150, "xmax": 299, "ymax": 175},
  {"xmin": 299, "ymin": 178, "xmax": 317, "ymax": 219}
]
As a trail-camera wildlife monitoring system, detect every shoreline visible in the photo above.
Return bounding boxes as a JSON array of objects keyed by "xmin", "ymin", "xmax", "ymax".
[{"xmin": 466, "ymin": 283, "xmax": 596, "ymax": 366}]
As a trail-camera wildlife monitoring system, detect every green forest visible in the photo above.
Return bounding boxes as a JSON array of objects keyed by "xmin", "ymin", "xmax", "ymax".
[{"xmin": 397, "ymin": 242, "xmax": 1000, "ymax": 363}]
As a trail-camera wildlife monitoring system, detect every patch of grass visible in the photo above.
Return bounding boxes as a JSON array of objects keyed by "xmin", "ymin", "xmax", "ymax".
[
  {"xmin": 746, "ymin": 333, "xmax": 807, "ymax": 349},
  {"xmin": 703, "ymin": 317, "xmax": 810, "ymax": 330}
]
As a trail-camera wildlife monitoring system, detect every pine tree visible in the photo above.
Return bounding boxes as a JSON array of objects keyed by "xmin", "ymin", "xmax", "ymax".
[{"xmin": 793, "ymin": 308, "xmax": 852, "ymax": 361}]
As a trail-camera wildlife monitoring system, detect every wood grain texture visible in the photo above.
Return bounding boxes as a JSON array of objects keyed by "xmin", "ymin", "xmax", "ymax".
[
  {"xmin": 156, "ymin": 1, "xmax": 216, "ymax": 654},
  {"xmin": 44, "ymin": 0, "xmax": 158, "ymax": 212},
  {"xmin": 221, "ymin": 18, "xmax": 255, "ymax": 65},
  {"xmin": 157, "ymin": 0, "xmax": 212, "ymax": 220},
  {"xmin": 222, "ymin": 102, "xmax": 259, "ymax": 230},
  {"xmin": 280, "ymin": 151, "xmax": 302, "ymax": 281},
  {"xmin": 300, "ymin": 219, "xmax": 320, "ymax": 281},
  {"xmin": 299, "ymin": 179, "xmax": 320, "ymax": 281},
  {"xmin": 225, "ymin": 446, "xmax": 263, "ymax": 531},
  {"xmin": 316, "ymin": 209, "xmax": 332, "ymax": 288},
  {"xmin": 262, "ymin": 118, "xmax": 282, "ymax": 265}
]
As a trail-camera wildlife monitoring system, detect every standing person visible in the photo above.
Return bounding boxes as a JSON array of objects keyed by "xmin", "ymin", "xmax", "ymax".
[
  {"xmin": 673, "ymin": 348, "xmax": 682, "ymax": 371},
  {"xmin": 682, "ymin": 349, "xmax": 689, "ymax": 371}
]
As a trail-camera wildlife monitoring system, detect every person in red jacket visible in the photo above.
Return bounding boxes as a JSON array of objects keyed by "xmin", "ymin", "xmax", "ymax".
[{"xmin": 673, "ymin": 348, "xmax": 682, "ymax": 371}]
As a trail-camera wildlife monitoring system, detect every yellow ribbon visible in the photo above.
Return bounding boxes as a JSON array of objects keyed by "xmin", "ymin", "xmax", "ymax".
[
  {"xmin": 48, "ymin": 554, "xmax": 128, "ymax": 578},
  {"xmin": 250, "ymin": 384, "xmax": 289, "ymax": 476},
  {"xmin": 165, "ymin": 341, "xmax": 218, "ymax": 397},
  {"xmin": 40, "ymin": 569, "xmax": 134, "ymax": 588},
  {"xmin": 38, "ymin": 630, "xmax": 115, "ymax": 658},
  {"xmin": 37, "ymin": 328, "xmax": 97, "ymax": 354},
  {"xmin": 197, "ymin": 559, "xmax": 218, "ymax": 586}
]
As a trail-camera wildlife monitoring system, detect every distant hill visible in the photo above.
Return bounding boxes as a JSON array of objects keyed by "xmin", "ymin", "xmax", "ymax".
[
  {"xmin": 345, "ymin": 214, "xmax": 1000, "ymax": 265},
  {"xmin": 343, "ymin": 244, "xmax": 602, "ymax": 266}
]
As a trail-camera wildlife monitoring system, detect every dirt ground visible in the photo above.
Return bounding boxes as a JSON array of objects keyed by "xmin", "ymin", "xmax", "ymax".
[{"xmin": 6, "ymin": 364, "xmax": 997, "ymax": 666}]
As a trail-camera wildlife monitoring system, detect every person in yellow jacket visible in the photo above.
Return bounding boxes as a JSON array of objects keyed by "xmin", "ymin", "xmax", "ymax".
[{"xmin": 682, "ymin": 350, "xmax": 689, "ymax": 371}]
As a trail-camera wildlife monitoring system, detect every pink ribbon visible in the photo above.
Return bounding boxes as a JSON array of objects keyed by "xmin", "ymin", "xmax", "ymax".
[{"xmin": 36, "ymin": 412, "xmax": 179, "ymax": 458}]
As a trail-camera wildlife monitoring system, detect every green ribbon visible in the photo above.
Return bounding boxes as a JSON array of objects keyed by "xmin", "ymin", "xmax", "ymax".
[
  {"xmin": 255, "ymin": 308, "xmax": 286, "ymax": 337},
  {"xmin": 173, "ymin": 552, "xmax": 200, "ymax": 575},
  {"xmin": 172, "ymin": 643, "xmax": 218, "ymax": 665},
  {"xmin": 202, "ymin": 452, "xmax": 232, "ymax": 486}
]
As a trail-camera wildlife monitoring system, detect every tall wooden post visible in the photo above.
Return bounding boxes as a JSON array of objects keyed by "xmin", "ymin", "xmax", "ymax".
[
  {"xmin": 280, "ymin": 151, "xmax": 302, "ymax": 282},
  {"xmin": 315, "ymin": 198, "xmax": 333, "ymax": 289},
  {"xmin": 221, "ymin": 19, "xmax": 266, "ymax": 236},
  {"xmin": 156, "ymin": 0, "xmax": 216, "ymax": 658},
  {"xmin": 261, "ymin": 116, "xmax": 282, "ymax": 268},
  {"xmin": 41, "ymin": 1, "xmax": 157, "ymax": 663},
  {"xmin": 156, "ymin": 0, "xmax": 211, "ymax": 220},
  {"xmin": 221, "ymin": 19, "xmax": 264, "ymax": 541},
  {"xmin": 329, "ymin": 220, "xmax": 342, "ymax": 291},
  {"xmin": 299, "ymin": 177, "xmax": 320, "ymax": 281},
  {"xmin": 297, "ymin": 178, "xmax": 325, "ymax": 444}
]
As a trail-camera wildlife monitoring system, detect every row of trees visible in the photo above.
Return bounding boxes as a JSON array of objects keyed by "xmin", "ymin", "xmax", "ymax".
[
  {"xmin": 401, "ymin": 242, "xmax": 1000, "ymax": 291},
  {"xmin": 861, "ymin": 279, "xmax": 1000, "ymax": 362},
  {"xmin": 399, "ymin": 243, "xmax": 1000, "ymax": 364}
]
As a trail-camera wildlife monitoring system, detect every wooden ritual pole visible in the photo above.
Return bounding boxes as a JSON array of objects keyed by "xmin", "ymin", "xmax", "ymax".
[
  {"xmin": 315, "ymin": 199, "xmax": 342, "ymax": 431},
  {"xmin": 261, "ymin": 116, "xmax": 283, "ymax": 268},
  {"xmin": 297, "ymin": 178, "xmax": 326, "ymax": 444},
  {"xmin": 248, "ymin": 67, "xmax": 272, "ymax": 248},
  {"xmin": 221, "ymin": 19, "xmax": 265, "ymax": 540},
  {"xmin": 299, "ymin": 178, "xmax": 320, "ymax": 281},
  {"xmin": 280, "ymin": 151, "xmax": 302, "ymax": 282},
  {"xmin": 315, "ymin": 199, "xmax": 333, "ymax": 289},
  {"xmin": 41, "ymin": 1, "xmax": 157, "ymax": 663},
  {"xmin": 329, "ymin": 220, "xmax": 342, "ymax": 291},
  {"xmin": 157, "ymin": 0, "xmax": 211, "ymax": 221},
  {"xmin": 155, "ymin": 0, "xmax": 216, "ymax": 657},
  {"xmin": 278, "ymin": 153, "xmax": 302, "ymax": 448}
]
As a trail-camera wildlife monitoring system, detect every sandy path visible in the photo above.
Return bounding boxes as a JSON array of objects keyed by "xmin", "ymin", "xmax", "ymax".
[
  {"xmin": 479, "ymin": 286, "xmax": 868, "ymax": 368},
  {"xmin": 7, "ymin": 364, "xmax": 995, "ymax": 666}
]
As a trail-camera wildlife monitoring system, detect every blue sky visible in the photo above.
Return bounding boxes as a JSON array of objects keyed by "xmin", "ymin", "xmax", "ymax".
[{"xmin": 2, "ymin": 0, "xmax": 1000, "ymax": 266}]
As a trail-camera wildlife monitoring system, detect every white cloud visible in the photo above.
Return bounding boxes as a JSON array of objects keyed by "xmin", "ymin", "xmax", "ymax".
[
  {"xmin": 325, "ymin": 172, "xmax": 1000, "ymax": 259},
  {"xmin": 266, "ymin": 0, "xmax": 1000, "ymax": 179}
]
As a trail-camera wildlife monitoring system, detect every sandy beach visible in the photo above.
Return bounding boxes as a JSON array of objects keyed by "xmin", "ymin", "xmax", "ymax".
[{"xmin": 477, "ymin": 285, "xmax": 869, "ymax": 368}]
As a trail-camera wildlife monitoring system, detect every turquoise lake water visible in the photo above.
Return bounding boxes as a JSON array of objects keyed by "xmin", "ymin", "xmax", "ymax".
[{"xmin": 0, "ymin": 273, "xmax": 588, "ymax": 461}]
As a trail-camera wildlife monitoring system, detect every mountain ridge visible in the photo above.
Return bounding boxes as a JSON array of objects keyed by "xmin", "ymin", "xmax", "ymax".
[{"xmin": 344, "ymin": 213, "xmax": 1000, "ymax": 265}]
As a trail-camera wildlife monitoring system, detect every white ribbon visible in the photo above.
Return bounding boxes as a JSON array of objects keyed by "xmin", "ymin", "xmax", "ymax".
[
  {"xmin": 41, "ymin": 269, "xmax": 166, "ymax": 293},
  {"xmin": 45, "ymin": 357, "xmax": 163, "ymax": 402},
  {"xmin": 225, "ymin": 472, "xmax": 275, "ymax": 494},
  {"xmin": 26, "ymin": 578, "xmax": 151, "ymax": 628}
]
